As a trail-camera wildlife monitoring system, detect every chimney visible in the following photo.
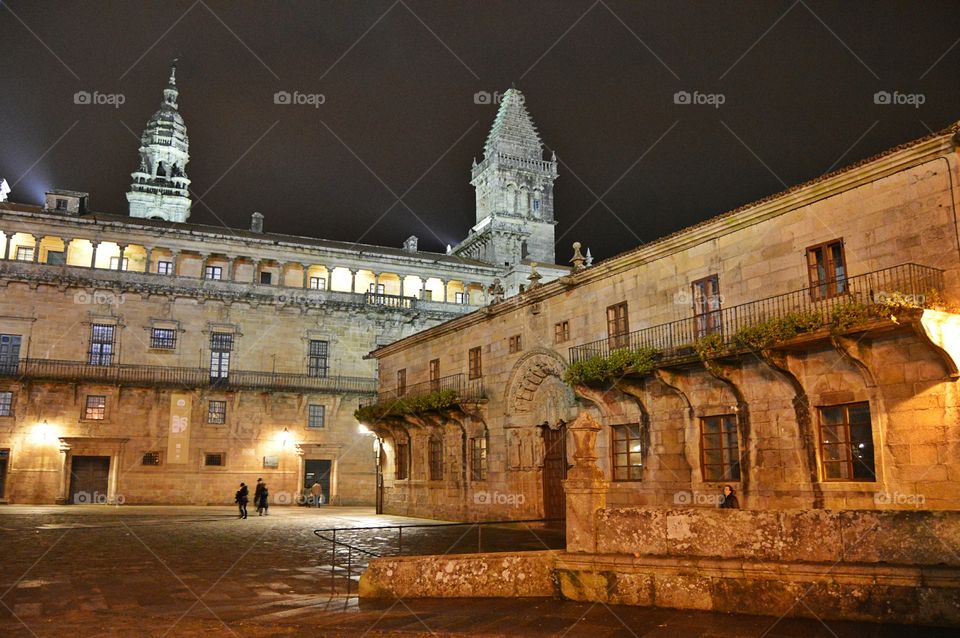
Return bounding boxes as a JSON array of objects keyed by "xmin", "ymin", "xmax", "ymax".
[
  {"xmin": 402, "ymin": 235, "xmax": 418, "ymax": 253},
  {"xmin": 250, "ymin": 211, "xmax": 264, "ymax": 233}
]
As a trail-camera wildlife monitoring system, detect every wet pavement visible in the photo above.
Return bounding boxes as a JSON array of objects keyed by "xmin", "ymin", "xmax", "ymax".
[{"xmin": 0, "ymin": 505, "xmax": 953, "ymax": 637}]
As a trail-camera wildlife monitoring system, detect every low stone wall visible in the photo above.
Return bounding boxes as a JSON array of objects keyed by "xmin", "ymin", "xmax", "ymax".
[{"xmin": 359, "ymin": 550, "xmax": 559, "ymax": 599}]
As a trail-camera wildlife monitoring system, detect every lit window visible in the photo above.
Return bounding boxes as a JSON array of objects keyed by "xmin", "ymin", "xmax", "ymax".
[
  {"xmin": 470, "ymin": 435, "xmax": 487, "ymax": 481},
  {"xmin": 84, "ymin": 395, "xmax": 106, "ymax": 420},
  {"xmin": 204, "ymin": 265, "xmax": 222, "ymax": 280},
  {"xmin": 88, "ymin": 324, "xmax": 114, "ymax": 366},
  {"xmin": 150, "ymin": 328, "xmax": 176, "ymax": 349},
  {"xmin": 455, "ymin": 292, "xmax": 466, "ymax": 304},
  {"xmin": 309, "ymin": 277, "xmax": 326, "ymax": 290},
  {"xmin": 109, "ymin": 256, "xmax": 130, "ymax": 270},
  {"xmin": 612, "ymin": 424, "xmax": 643, "ymax": 481},
  {"xmin": 207, "ymin": 400, "xmax": 226, "ymax": 425},
  {"xmin": 308, "ymin": 340, "xmax": 329, "ymax": 377},
  {"xmin": 0, "ymin": 391, "xmax": 13, "ymax": 417},
  {"xmin": 157, "ymin": 261, "xmax": 173, "ymax": 275},
  {"xmin": 15, "ymin": 247, "xmax": 33, "ymax": 261},
  {"xmin": 308, "ymin": 404, "xmax": 325, "ymax": 429}
]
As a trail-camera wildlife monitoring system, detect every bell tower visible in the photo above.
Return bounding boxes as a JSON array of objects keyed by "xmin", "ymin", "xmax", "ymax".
[{"xmin": 127, "ymin": 61, "xmax": 191, "ymax": 223}]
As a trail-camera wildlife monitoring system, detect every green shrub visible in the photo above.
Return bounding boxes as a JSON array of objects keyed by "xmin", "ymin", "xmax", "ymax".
[
  {"xmin": 564, "ymin": 347, "xmax": 659, "ymax": 386},
  {"xmin": 830, "ymin": 302, "xmax": 870, "ymax": 332},
  {"xmin": 354, "ymin": 389, "xmax": 460, "ymax": 423},
  {"xmin": 694, "ymin": 332, "xmax": 726, "ymax": 361}
]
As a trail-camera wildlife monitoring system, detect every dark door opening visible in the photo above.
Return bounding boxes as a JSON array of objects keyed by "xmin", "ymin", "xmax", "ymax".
[
  {"xmin": 304, "ymin": 459, "xmax": 332, "ymax": 505},
  {"xmin": 0, "ymin": 448, "xmax": 9, "ymax": 499},
  {"xmin": 541, "ymin": 424, "xmax": 567, "ymax": 524},
  {"xmin": 70, "ymin": 456, "xmax": 110, "ymax": 504}
]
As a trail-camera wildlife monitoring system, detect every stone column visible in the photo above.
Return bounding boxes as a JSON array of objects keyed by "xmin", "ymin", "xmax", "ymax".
[
  {"xmin": 170, "ymin": 250, "xmax": 179, "ymax": 276},
  {"xmin": 2, "ymin": 235, "xmax": 10, "ymax": 260},
  {"xmin": 252, "ymin": 260, "xmax": 260, "ymax": 284},
  {"xmin": 144, "ymin": 247, "xmax": 153, "ymax": 273},
  {"xmin": 32, "ymin": 237, "xmax": 42, "ymax": 262},
  {"xmin": 62, "ymin": 238, "xmax": 74, "ymax": 264},
  {"xmin": 116, "ymin": 244, "xmax": 127, "ymax": 270},
  {"xmin": 350, "ymin": 269, "xmax": 358, "ymax": 293},
  {"xmin": 278, "ymin": 263, "xmax": 287, "ymax": 287},
  {"xmin": 228, "ymin": 257, "xmax": 241, "ymax": 281},
  {"xmin": 563, "ymin": 412, "xmax": 608, "ymax": 553},
  {"xmin": 89, "ymin": 241, "xmax": 100, "ymax": 269},
  {"xmin": 441, "ymin": 279, "xmax": 449, "ymax": 303},
  {"xmin": 302, "ymin": 263, "xmax": 311, "ymax": 289}
]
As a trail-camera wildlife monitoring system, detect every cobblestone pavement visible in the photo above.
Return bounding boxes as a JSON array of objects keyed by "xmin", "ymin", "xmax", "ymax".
[{"xmin": 0, "ymin": 505, "xmax": 953, "ymax": 637}]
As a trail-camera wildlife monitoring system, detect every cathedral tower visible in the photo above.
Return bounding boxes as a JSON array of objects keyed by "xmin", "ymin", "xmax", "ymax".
[
  {"xmin": 453, "ymin": 88, "xmax": 558, "ymax": 266},
  {"xmin": 127, "ymin": 61, "xmax": 191, "ymax": 223}
]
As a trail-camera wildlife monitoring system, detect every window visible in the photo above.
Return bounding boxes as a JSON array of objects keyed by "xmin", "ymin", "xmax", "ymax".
[
  {"xmin": 308, "ymin": 340, "xmax": 329, "ymax": 377},
  {"xmin": 455, "ymin": 292, "xmax": 466, "ymax": 304},
  {"xmin": 508, "ymin": 335, "xmax": 522, "ymax": 354},
  {"xmin": 46, "ymin": 251, "xmax": 65, "ymax": 265},
  {"xmin": 397, "ymin": 369, "xmax": 407, "ymax": 396},
  {"xmin": 470, "ymin": 435, "xmax": 488, "ymax": 481},
  {"xmin": 55, "ymin": 198, "xmax": 68, "ymax": 210},
  {"xmin": 109, "ymin": 256, "xmax": 130, "ymax": 271},
  {"xmin": 204, "ymin": 453, "xmax": 224, "ymax": 467},
  {"xmin": 157, "ymin": 261, "xmax": 173, "ymax": 275},
  {"xmin": 150, "ymin": 328, "xmax": 176, "ymax": 350},
  {"xmin": 429, "ymin": 436, "xmax": 444, "ymax": 481},
  {"xmin": 84, "ymin": 395, "xmax": 106, "ymax": 420},
  {"xmin": 0, "ymin": 391, "xmax": 13, "ymax": 417},
  {"xmin": 0, "ymin": 334, "xmax": 22, "ymax": 373},
  {"xmin": 692, "ymin": 275, "xmax": 722, "ymax": 338},
  {"xmin": 309, "ymin": 276, "xmax": 326, "ymax": 290},
  {"xmin": 612, "ymin": 424, "xmax": 643, "ymax": 481},
  {"xmin": 554, "ymin": 321, "xmax": 570, "ymax": 344},
  {"xmin": 207, "ymin": 400, "xmax": 226, "ymax": 425},
  {"xmin": 209, "ymin": 333, "xmax": 233, "ymax": 382},
  {"xmin": 204, "ymin": 265, "xmax": 222, "ymax": 280},
  {"xmin": 260, "ymin": 271, "xmax": 272, "ymax": 285},
  {"xmin": 422, "ymin": 289, "xmax": 433, "ymax": 301},
  {"xmin": 606, "ymin": 302, "xmax": 629, "ymax": 349},
  {"xmin": 819, "ymin": 402, "xmax": 875, "ymax": 481},
  {"xmin": 88, "ymin": 324, "xmax": 115, "ymax": 366},
  {"xmin": 142, "ymin": 451, "xmax": 161, "ymax": 466},
  {"xmin": 429, "ymin": 359, "xmax": 440, "ymax": 391},
  {"xmin": 468, "ymin": 346, "xmax": 482, "ymax": 379},
  {"xmin": 307, "ymin": 404, "xmax": 325, "ymax": 429},
  {"xmin": 369, "ymin": 283, "xmax": 385, "ymax": 294},
  {"xmin": 700, "ymin": 415, "xmax": 741, "ymax": 482},
  {"xmin": 15, "ymin": 246, "xmax": 33, "ymax": 261},
  {"xmin": 395, "ymin": 440, "xmax": 409, "ymax": 480},
  {"xmin": 807, "ymin": 239, "xmax": 847, "ymax": 301}
]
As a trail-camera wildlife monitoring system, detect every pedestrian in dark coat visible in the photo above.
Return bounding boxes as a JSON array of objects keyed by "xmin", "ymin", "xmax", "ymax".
[
  {"xmin": 254, "ymin": 478, "xmax": 269, "ymax": 516},
  {"xmin": 235, "ymin": 482, "xmax": 249, "ymax": 519},
  {"xmin": 719, "ymin": 484, "xmax": 740, "ymax": 509}
]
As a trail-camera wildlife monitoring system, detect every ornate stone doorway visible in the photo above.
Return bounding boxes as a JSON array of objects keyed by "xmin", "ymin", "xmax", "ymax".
[{"xmin": 69, "ymin": 456, "xmax": 110, "ymax": 504}]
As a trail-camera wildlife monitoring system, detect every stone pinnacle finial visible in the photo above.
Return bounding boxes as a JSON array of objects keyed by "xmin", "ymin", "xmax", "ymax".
[
  {"xmin": 570, "ymin": 242, "xmax": 586, "ymax": 272},
  {"xmin": 527, "ymin": 262, "xmax": 543, "ymax": 289},
  {"xmin": 585, "ymin": 248, "xmax": 593, "ymax": 267}
]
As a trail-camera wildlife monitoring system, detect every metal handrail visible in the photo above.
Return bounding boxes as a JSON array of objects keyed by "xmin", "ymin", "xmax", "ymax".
[
  {"xmin": 568, "ymin": 262, "xmax": 945, "ymax": 364},
  {"xmin": 376, "ymin": 372, "xmax": 485, "ymax": 404}
]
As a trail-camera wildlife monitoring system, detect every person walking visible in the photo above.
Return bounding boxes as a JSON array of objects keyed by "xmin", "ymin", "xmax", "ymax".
[
  {"xmin": 235, "ymin": 482, "xmax": 249, "ymax": 519},
  {"xmin": 254, "ymin": 478, "xmax": 269, "ymax": 516}
]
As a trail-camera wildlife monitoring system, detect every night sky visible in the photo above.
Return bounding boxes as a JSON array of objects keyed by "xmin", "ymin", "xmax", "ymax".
[{"xmin": 2, "ymin": 1, "xmax": 959, "ymax": 262}]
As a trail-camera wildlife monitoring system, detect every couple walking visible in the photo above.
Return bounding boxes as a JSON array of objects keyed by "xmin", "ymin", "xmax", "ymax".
[{"xmin": 234, "ymin": 478, "xmax": 270, "ymax": 518}]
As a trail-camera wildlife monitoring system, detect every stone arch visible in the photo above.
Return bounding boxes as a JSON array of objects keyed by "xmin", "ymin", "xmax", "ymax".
[{"xmin": 503, "ymin": 348, "xmax": 571, "ymax": 417}]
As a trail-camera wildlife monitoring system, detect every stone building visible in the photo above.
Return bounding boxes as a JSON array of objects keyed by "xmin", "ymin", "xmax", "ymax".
[
  {"xmin": 0, "ymin": 66, "xmax": 566, "ymax": 505},
  {"xmin": 366, "ymin": 119, "xmax": 960, "ymax": 521}
]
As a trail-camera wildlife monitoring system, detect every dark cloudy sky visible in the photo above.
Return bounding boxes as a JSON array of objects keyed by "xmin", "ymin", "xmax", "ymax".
[{"xmin": 2, "ymin": 1, "xmax": 958, "ymax": 261}]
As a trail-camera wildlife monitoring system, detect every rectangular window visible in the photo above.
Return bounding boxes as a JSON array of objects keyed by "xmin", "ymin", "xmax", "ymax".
[
  {"xmin": 422, "ymin": 289, "xmax": 433, "ymax": 301},
  {"xmin": 157, "ymin": 261, "xmax": 173, "ymax": 275},
  {"xmin": 468, "ymin": 346, "xmax": 482, "ymax": 380},
  {"xmin": 612, "ymin": 424, "xmax": 643, "ymax": 481},
  {"xmin": 429, "ymin": 436, "xmax": 444, "ymax": 481},
  {"xmin": 84, "ymin": 395, "xmax": 106, "ymax": 420},
  {"xmin": 207, "ymin": 400, "xmax": 226, "ymax": 425},
  {"xmin": 0, "ymin": 391, "xmax": 13, "ymax": 417},
  {"xmin": 260, "ymin": 271, "xmax": 272, "ymax": 285},
  {"xmin": 150, "ymin": 328, "xmax": 177, "ymax": 350},
  {"xmin": 807, "ymin": 239, "xmax": 847, "ymax": 301},
  {"xmin": 819, "ymin": 402, "xmax": 875, "ymax": 481},
  {"xmin": 395, "ymin": 441, "xmax": 409, "ymax": 480},
  {"xmin": 554, "ymin": 321, "xmax": 570, "ymax": 344},
  {"xmin": 455, "ymin": 292, "xmax": 466, "ymax": 304},
  {"xmin": 142, "ymin": 451, "xmax": 161, "ymax": 466},
  {"xmin": 470, "ymin": 435, "xmax": 488, "ymax": 481},
  {"xmin": 369, "ymin": 283, "xmax": 385, "ymax": 294},
  {"xmin": 700, "ymin": 415, "xmax": 741, "ymax": 482},
  {"xmin": 508, "ymin": 334, "xmax": 522, "ymax": 354},
  {"xmin": 309, "ymin": 276, "xmax": 326, "ymax": 290},
  {"xmin": 606, "ymin": 302, "xmax": 629, "ymax": 349},
  {"xmin": 209, "ymin": 333, "xmax": 233, "ymax": 381},
  {"xmin": 204, "ymin": 453, "xmax": 224, "ymax": 467},
  {"xmin": 429, "ymin": 358, "xmax": 440, "ymax": 391},
  {"xmin": 109, "ymin": 256, "xmax": 130, "ymax": 271},
  {"xmin": 397, "ymin": 369, "xmax": 407, "ymax": 396},
  {"xmin": 692, "ymin": 275, "xmax": 722, "ymax": 338},
  {"xmin": 0, "ymin": 334, "xmax": 22, "ymax": 373},
  {"xmin": 46, "ymin": 250, "xmax": 65, "ymax": 265},
  {"xmin": 15, "ymin": 247, "xmax": 33, "ymax": 261},
  {"xmin": 308, "ymin": 340, "xmax": 329, "ymax": 378},
  {"xmin": 55, "ymin": 198, "xmax": 68, "ymax": 210},
  {"xmin": 307, "ymin": 404, "xmax": 325, "ymax": 428},
  {"xmin": 88, "ymin": 324, "xmax": 115, "ymax": 366},
  {"xmin": 204, "ymin": 265, "xmax": 222, "ymax": 280}
]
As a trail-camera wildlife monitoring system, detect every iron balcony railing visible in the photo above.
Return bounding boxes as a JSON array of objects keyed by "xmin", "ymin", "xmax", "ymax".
[
  {"xmin": 376, "ymin": 372, "xmax": 485, "ymax": 404},
  {"xmin": 0, "ymin": 358, "xmax": 377, "ymax": 394},
  {"xmin": 569, "ymin": 262, "xmax": 945, "ymax": 364}
]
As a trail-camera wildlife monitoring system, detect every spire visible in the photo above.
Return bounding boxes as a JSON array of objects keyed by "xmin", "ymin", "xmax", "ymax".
[
  {"xmin": 163, "ymin": 59, "xmax": 179, "ymax": 109},
  {"xmin": 483, "ymin": 88, "xmax": 543, "ymax": 160}
]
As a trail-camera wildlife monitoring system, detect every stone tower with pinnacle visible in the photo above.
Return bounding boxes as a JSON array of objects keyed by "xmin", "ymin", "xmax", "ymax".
[
  {"xmin": 127, "ymin": 61, "xmax": 192, "ymax": 223},
  {"xmin": 453, "ymin": 88, "xmax": 558, "ymax": 267}
]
